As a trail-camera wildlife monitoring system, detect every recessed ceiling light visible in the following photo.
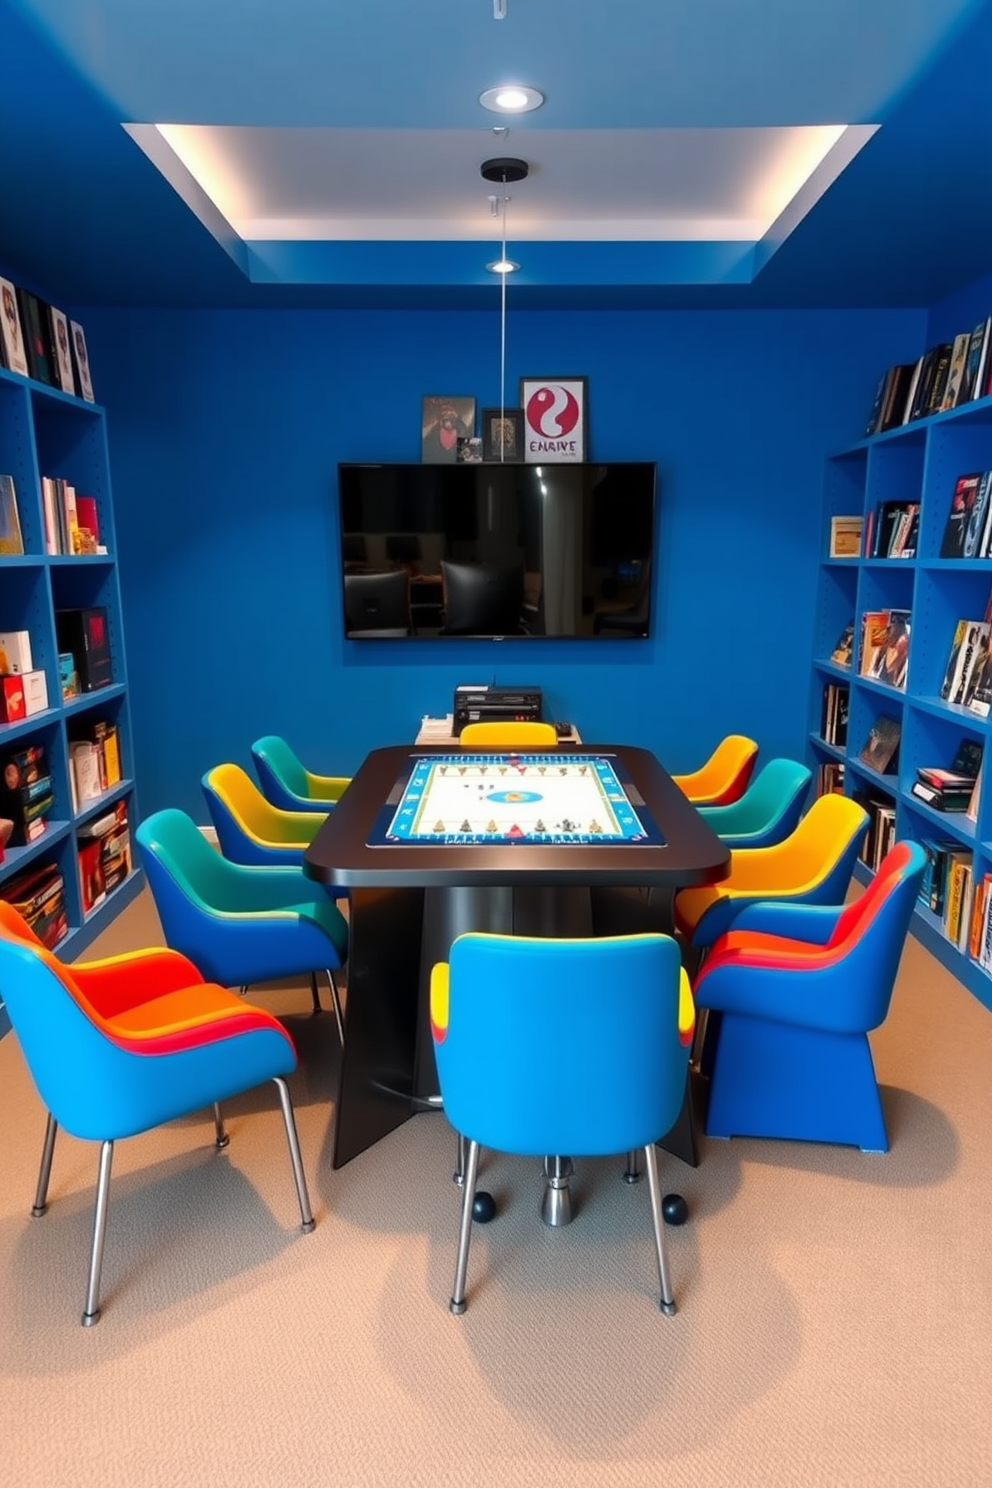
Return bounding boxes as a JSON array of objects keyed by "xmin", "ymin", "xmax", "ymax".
[
  {"xmin": 486, "ymin": 258, "xmax": 519, "ymax": 274},
  {"xmin": 479, "ymin": 85, "xmax": 544, "ymax": 114}
]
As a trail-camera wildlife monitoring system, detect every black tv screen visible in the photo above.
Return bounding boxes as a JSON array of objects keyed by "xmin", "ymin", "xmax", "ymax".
[{"xmin": 337, "ymin": 462, "xmax": 656, "ymax": 639}]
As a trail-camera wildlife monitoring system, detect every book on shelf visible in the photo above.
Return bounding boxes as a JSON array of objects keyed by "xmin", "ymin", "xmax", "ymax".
[
  {"xmin": 830, "ymin": 620, "xmax": 855, "ymax": 668},
  {"xmin": 923, "ymin": 342, "xmax": 955, "ymax": 418},
  {"xmin": 74, "ymin": 494, "xmax": 101, "ymax": 552},
  {"xmin": 48, "ymin": 305, "xmax": 76, "ymax": 396},
  {"xmin": 966, "ymin": 757, "xmax": 983, "ymax": 823},
  {"xmin": 910, "ymin": 779, "xmax": 975, "ymax": 812},
  {"xmin": 821, "ymin": 682, "xmax": 849, "ymax": 746},
  {"xmin": 872, "ymin": 363, "xmax": 918, "ymax": 434},
  {"xmin": 940, "ymin": 333, "xmax": 972, "ymax": 411},
  {"xmin": 817, "ymin": 761, "xmax": 845, "ymax": 796},
  {"xmin": 69, "ymin": 320, "xmax": 95, "ymax": 403},
  {"xmin": 0, "ymin": 474, "xmax": 24, "ymax": 556},
  {"xmin": 869, "ymin": 609, "xmax": 911, "ymax": 690},
  {"xmin": 919, "ymin": 837, "xmax": 962, "ymax": 916},
  {"xmin": 900, "ymin": 356, "xmax": 924, "ymax": 425},
  {"xmin": 961, "ymin": 316, "xmax": 992, "ymax": 404},
  {"xmin": 16, "ymin": 288, "xmax": 55, "ymax": 386},
  {"xmin": 939, "ymin": 472, "xmax": 984, "ymax": 557},
  {"xmin": 859, "ymin": 609, "xmax": 890, "ymax": 677},
  {"xmin": 859, "ymin": 715, "xmax": 901, "ymax": 775},
  {"xmin": 852, "ymin": 789, "xmax": 896, "ymax": 871},
  {"xmin": 829, "ymin": 515, "xmax": 863, "ymax": 558},
  {"xmin": 964, "ymin": 471, "xmax": 992, "ymax": 557},
  {"xmin": 0, "ymin": 276, "xmax": 30, "ymax": 378},
  {"xmin": 940, "ymin": 616, "xmax": 991, "ymax": 707},
  {"xmin": 942, "ymin": 850, "xmax": 973, "ymax": 947}
]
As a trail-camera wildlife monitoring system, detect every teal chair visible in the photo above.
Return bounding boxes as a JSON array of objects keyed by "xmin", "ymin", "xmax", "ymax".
[
  {"xmin": 697, "ymin": 758, "xmax": 812, "ymax": 849},
  {"xmin": 135, "ymin": 807, "xmax": 348, "ymax": 1040},
  {"xmin": 251, "ymin": 735, "xmax": 350, "ymax": 814},
  {"xmin": 430, "ymin": 932, "xmax": 694, "ymax": 1316}
]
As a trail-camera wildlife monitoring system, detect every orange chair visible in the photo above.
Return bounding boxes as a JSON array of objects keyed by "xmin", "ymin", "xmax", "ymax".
[
  {"xmin": 672, "ymin": 734, "xmax": 758, "ymax": 805},
  {"xmin": 673, "ymin": 793, "xmax": 869, "ymax": 950},
  {"xmin": 0, "ymin": 902, "xmax": 315, "ymax": 1325}
]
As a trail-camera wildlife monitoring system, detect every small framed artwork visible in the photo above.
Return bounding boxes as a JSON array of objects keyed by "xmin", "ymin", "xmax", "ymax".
[
  {"xmin": 421, "ymin": 395, "xmax": 475, "ymax": 463},
  {"xmin": 482, "ymin": 407, "xmax": 524, "ymax": 462},
  {"xmin": 49, "ymin": 306, "xmax": 76, "ymax": 395},
  {"xmin": 70, "ymin": 319, "xmax": 95, "ymax": 402},
  {"xmin": 0, "ymin": 277, "xmax": 29, "ymax": 378},
  {"xmin": 519, "ymin": 377, "xmax": 588, "ymax": 463},
  {"xmin": 457, "ymin": 436, "xmax": 483, "ymax": 463}
]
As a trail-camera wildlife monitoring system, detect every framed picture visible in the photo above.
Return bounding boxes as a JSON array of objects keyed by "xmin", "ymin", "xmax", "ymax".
[
  {"xmin": 49, "ymin": 306, "xmax": 76, "ymax": 395},
  {"xmin": 457, "ymin": 436, "xmax": 483, "ymax": 463},
  {"xmin": 482, "ymin": 407, "xmax": 524, "ymax": 462},
  {"xmin": 421, "ymin": 395, "xmax": 475, "ymax": 463},
  {"xmin": 0, "ymin": 277, "xmax": 29, "ymax": 378},
  {"xmin": 519, "ymin": 377, "xmax": 588, "ymax": 463},
  {"xmin": 70, "ymin": 319, "xmax": 95, "ymax": 402}
]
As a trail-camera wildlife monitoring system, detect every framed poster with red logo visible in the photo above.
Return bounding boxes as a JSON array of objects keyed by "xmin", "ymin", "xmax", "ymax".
[{"xmin": 519, "ymin": 377, "xmax": 587, "ymax": 463}]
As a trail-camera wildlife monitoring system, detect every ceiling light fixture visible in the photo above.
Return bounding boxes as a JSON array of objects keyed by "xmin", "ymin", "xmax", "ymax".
[
  {"xmin": 481, "ymin": 156, "xmax": 528, "ymax": 459},
  {"xmin": 479, "ymin": 85, "xmax": 544, "ymax": 114}
]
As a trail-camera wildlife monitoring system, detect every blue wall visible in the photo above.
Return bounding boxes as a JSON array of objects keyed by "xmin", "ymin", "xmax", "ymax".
[{"xmin": 83, "ymin": 303, "xmax": 920, "ymax": 823}]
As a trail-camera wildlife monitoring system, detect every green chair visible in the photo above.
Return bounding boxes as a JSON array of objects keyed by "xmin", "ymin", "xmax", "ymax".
[
  {"xmin": 251, "ymin": 735, "xmax": 350, "ymax": 814},
  {"xmin": 697, "ymin": 758, "xmax": 813, "ymax": 849}
]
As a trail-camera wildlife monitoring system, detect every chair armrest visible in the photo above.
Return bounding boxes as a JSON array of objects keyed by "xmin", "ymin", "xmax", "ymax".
[{"xmin": 712, "ymin": 900, "xmax": 842, "ymax": 943}]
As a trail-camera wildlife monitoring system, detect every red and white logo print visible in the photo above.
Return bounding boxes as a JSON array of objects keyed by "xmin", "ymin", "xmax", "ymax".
[{"xmin": 525, "ymin": 384, "xmax": 580, "ymax": 440}]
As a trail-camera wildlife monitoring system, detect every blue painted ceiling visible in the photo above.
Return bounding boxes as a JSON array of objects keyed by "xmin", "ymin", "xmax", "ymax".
[{"xmin": 1, "ymin": 0, "xmax": 991, "ymax": 310}]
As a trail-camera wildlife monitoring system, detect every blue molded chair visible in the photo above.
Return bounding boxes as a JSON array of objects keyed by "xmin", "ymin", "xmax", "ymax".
[
  {"xmin": 430, "ymin": 932, "xmax": 694, "ymax": 1315},
  {"xmin": 202, "ymin": 762, "xmax": 326, "ymax": 869},
  {"xmin": 697, "ymin": 758, "xmax": 812, "ymax": 849},
  {"xmin": 251, "ymin": 735, "xmax": 350, "ymax": 814},
  {"xmin": 0, "ymin": 901, "xmax": 314, "ymax": 1326},
  {"xmin": 692, "ymin": 840, "xmax": 927, "ymax": 1151},
  {"xmin": 674, "ymin": 793, "xmax": 870, "ymax": 950},
  {"xmin": 135, "ymin": 807, "xmax": 348, "ymax": 1040}
]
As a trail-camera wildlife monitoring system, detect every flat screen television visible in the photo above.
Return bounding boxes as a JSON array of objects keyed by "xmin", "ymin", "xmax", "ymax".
[{"xmin": 337, "ymin": 461, "xmax": 656, "ymax": 639}]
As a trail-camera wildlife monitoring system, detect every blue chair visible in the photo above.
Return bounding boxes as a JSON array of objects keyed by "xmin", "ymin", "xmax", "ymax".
[
  {"xmin": 0, "ymin": 901, "xmax": 315, "ymax": 1326},
  {"xmin": 202, "ymin": 762, "xmax": 326, "ymax": 868},
  {"xmin": 135, "ymin": 807, "xmax": 348, "ymax": 1040},
  {"xmin": 692, "ymin": 841, "xmax": 927, "ymax": 1151},
  {"xmin": 430, "ymin": 932, "xmax": 694, "ymax": 1315},
  {"xmin": 251, "ymin": 735, "xmax": 350, "ymax": 814},
  {"xmin": 696, "ymin": 758, "xmax": 812, "ymax": 849}
]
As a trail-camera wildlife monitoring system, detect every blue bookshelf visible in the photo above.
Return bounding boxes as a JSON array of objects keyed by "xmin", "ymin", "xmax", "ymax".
[
  {"xmin": 0, "ymin": 365, "xmax": 142, "ymax": 1035},
  {"xmin": 810, "ymin": 391, "xmax": 992, "ymax": 1013}
]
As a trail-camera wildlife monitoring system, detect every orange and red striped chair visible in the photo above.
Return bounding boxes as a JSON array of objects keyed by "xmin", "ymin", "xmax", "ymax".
[{"xmin": 692, "ymin": 840, "xmax": 926, "ymax": 1151}]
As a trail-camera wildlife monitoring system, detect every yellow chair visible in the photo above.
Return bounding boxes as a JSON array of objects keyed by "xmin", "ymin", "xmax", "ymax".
[
  {"xmin": 459, "ymin": 721, "xmax": 558, "ymax": 749},
  {"xmin": 673, "ymin": 793, "xmax": 869, "ymax": 949},
  {"xmin": 202, "ymin": 762, "xmax": 325, "ymax": 867},
  {"xmin": 672, "ymin": 734, "xmax": 758, "ymax": 805}
]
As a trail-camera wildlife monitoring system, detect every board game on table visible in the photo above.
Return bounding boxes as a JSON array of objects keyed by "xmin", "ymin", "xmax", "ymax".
[{"xmin": 368, "ymin": 751, "xmax": 665, "ymax": 847}]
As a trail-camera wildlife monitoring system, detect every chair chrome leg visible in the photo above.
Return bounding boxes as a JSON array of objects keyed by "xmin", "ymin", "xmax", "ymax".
[
  {"xmin": 453, "ymin": 1132, "xmax": 467, "ymax": 1185},
  {"xmin": 271, "ymin": 1076, "xmax": 315, "ymax": 1232},
  {"xmin": 326, "ymin": 969, "xmax": 345, "ymax": 1046},
  {"xmin": 622, "ymin": 1148, "xmax": 641, "ymax": 1184},
  {"xmin": 32, "ymin": 1113, "xmax": 58, "ymax": 1217},
  {"xmin": 309, "ymin": 971, "xmax": 323, "ymax": 1016},
  {"xmin": 213, "ymin": 1102, "xmax": 230, "ymax": 1149},
  {"xmin": 82, "ymin": 1139, "xmax": 114, "ymax": 1326},
  {"xmin": 540, "ymin": 1154, "xmax": 574, "ymax": 1226},
  {"xmin": 450, "ymin": 1138, "xmax": 480, "ymax": 1315},
  {"xmin": 643, "ymin": 1142, "xmax": 676, "ymax": 1316}
]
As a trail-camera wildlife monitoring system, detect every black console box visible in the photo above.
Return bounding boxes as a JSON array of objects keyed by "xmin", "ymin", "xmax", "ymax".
[{"xmin": 453, "ymin": 685, "xmax": 543, "ymax": 736}]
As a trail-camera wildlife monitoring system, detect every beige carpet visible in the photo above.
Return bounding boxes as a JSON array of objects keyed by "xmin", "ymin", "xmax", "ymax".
[{"xmin": 0, "ymin": 888, "xmax": 990, "ymax": 1488}]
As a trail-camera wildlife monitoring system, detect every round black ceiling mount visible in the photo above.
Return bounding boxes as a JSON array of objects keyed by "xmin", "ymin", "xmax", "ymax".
[{"xmin": 480, "ymin": 157, "xmax": 529, "ymax": 183}]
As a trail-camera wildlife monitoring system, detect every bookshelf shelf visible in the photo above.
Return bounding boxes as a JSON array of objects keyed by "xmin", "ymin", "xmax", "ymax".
[
  {"xmin": 0, "ymin": 365, "xmax": 142, "ymax": 1038},
  {"xmin": 813, "ymin": 390, "xmax": 992, "ymax": 1014}
]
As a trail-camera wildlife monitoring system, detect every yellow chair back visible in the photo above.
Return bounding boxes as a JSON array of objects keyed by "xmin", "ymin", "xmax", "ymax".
[{"xmin": 459, "ymin": 720, "xmax": 558, "ymax": 749}]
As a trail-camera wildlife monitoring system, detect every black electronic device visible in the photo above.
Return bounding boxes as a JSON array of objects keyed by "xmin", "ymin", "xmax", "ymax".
[
  {"xmin": 453, "ymin": 684, "xmax": 543, "ymax": 735},
  {"xmin": 336, "ymin": 461, "xmax": 656, "ymax": 640}
]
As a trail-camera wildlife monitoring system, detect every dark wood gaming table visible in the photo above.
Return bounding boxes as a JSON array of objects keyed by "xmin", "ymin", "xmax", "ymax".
[{"xmin": 303, "ymin": 743, "xmax": 730, "ymax": 1170}]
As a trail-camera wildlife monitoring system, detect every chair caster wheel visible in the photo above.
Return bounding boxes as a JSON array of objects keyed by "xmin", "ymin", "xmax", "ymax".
[
  {"xmin": 472, "ymin": 1190, "xmax": 496, "ymax": 1223},
  {"xmin": 662, "ymin": 1193, "xmax": 688, "ymax": 1226}
]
